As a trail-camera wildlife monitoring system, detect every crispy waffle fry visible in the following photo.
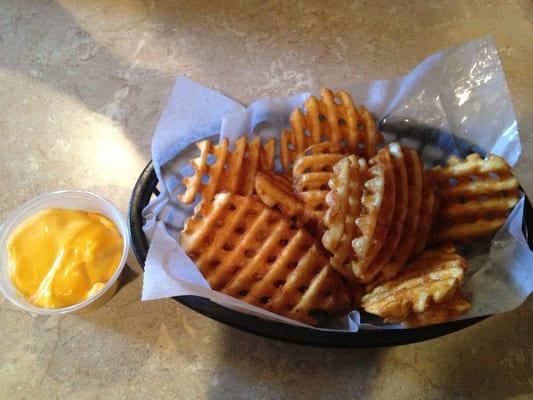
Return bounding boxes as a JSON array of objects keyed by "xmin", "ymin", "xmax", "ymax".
[
  {"xmin": 378, "ymin": 147, "xmax": 423, "ymax": 280},
  {"xmin": 293, "ymin": 142, "xmax": 346, "ymax": 226},
  {"xmin": 404, "ymin": 293, "xmax": 470, "ymax": 327},
  {"xmin": 254, "ymin": 171, "xmax": 307, "ymax": 225},
  {"xmin": 351, "ymin": 147, "xmax": 396, "ymax": 282},
  {"xmin": 364, "ymin": 143, "xmax": 408, "ymax": 282},
  {"xmin": 361, "ymin": 245, "xmax": 467, "ymax": 323},
  {"xmin": 322, "ymin": 155, "xmax": 367, "ymax": 280},
  {"xmin": 413, "ymin": 172, "xmax": 439, "ymax": 256},
  {"xmin": 430, "ymin": 153, "xmax": 520, "ymax": 244},
  {"xmin": 260, "ymin": 138, "xmax": 276, "ymax": 171},
  {"xmin": 266, "ymin": 247, "xmax": 353, "ymax": 324},
  {"xmin": 280, "ymin": 88, "xmax": 383, "ymax": 170},
  {"xmin": 179, "ymin": 136, "xmax": 275, "ymax": 204},
  {"xmin": 181, "ymin": 193, "xmax": 352, "ymax": 325}
]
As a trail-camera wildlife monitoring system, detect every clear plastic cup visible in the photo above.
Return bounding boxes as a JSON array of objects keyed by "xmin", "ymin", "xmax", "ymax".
[{"xmin": 0, "ymin": 190, "xmax": 130, "ymax": 315}]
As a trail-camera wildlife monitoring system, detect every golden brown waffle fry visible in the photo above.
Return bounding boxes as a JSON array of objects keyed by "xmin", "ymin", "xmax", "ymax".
[
  {"xmin": 254, "ymin": 171, "xmax": 307, "ymax": 225},
  {"xmin": 378, "ymin": 147, "xmax": 423, "ymax": 280},
  {"xmin": 404, "ymin": 293, "xmax": 470, "ymax": 327},
  {"xmin": 293, "ymin": 142, "xmax": 346, "ymax": 226},
  {"xmin": 413, "ymin": 172, "xmax": 439, "ymax": 256},
  {"xmin": 364, "ymin": 143, "xmax": 408, "ymax": 282},
  {"xmin": 430, "ymin": 153, "xmax": 519, "ymax": 244},
  {"xmin": 260, "ymin": 138, "xmax": 276, "ymax": 171},
  {"xmin": 361, "ymin": 245, "xmax": 467, "ymax": 323},
  {"xmin": 179, "ymin": 136, "xmax": 275, "ymax": 204},
  {"xmin": 322, "ymin": 155, "xmax": 367, "ymax": 280},
  {"xmin": 266, "ymin": 247, "xmax": 353, "ymax": 324},
  {"xmin": 280, "ymin": 88, "xmax": 383, "ymax": 170},
  {"xmin": 181, "ymin": 193, "xmax": 352, "ymax": 325},
  {"xmin": 352, "ymin": 147, "xmax": 396, "ymax": 283}
]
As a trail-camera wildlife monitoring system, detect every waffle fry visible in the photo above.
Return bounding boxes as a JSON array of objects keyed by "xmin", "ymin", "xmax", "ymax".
[
  {"xmin": 361, "ymin": 245, "xmax": 467, "ymax": 323},
  {"xmin": 378, "ymin": 147, "xmax": 423, "ymax": 280},
  {"xmin": 322, "ymin": 155, "xmax": 367, "ymax": 280},
  {"xmin": 293, "ymin": 142, "xmax": 346, "ymax": 227},
  {"xmin": 179, "ymin": 136, "xmax": 275, "ymax": 204},
  {"xmin": 352, "ymin": 147, "xmax": 396, "ymax": 283},
  {"xmin": 430, "ymin": 153, "xmax": 519, "ymax": 244},
  {"xmin": 413, "ymin": 173, "xmax": 439, "ymax": 256},
  {"xmin": 280, "ymin": 88, "xmax": 383, "ymax": 170},
  {"xmin": 181, "ymin": 193, "xmax": 352, "ymax": 325},
  {"xmin": 364, "ymin": 143, "xmax": 408, "ymax": 282},
  {"xmin": 254, "ymin": 171, "xmax": 307, "ymax": 225},
  {"xmin": 404, "ymin": 293, "xmax": 470, "ymax": 327},
  {"xmin": 170, "ymin": 91, "xmax": 524, "ymax": 328}
]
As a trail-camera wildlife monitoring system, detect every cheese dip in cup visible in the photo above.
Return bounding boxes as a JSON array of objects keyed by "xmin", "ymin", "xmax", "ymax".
[{"xmin": 0, "ymin": 190, "xmax": 130, "ymax": 315}]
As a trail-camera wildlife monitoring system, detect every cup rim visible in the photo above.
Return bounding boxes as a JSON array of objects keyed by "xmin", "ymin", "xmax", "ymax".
[{"xmin": 0, "ymin": 189, "xmax": 130, "ymax": 315}]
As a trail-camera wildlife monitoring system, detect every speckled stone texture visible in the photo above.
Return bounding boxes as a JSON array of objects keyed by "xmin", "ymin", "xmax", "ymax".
[{"xmin": 1, "ymin": 1, "xmax": 532, "ymax": 399}]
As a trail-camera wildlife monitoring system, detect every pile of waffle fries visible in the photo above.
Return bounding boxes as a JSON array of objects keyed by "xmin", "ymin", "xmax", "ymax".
[{"xmin": 178, "ymin": 88, "xmax": 520, "ymax": 327}]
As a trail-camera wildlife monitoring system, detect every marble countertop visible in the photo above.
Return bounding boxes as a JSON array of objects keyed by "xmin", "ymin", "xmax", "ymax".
[{"xmin": 1, "ymin": 1, "xmax": 532, "ymax": 399}]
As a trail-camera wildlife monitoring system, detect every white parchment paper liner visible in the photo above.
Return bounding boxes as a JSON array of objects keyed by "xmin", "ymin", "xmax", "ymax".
[{"xmin": 141, "ymin": 37, "xmax": 532, "ymax": 331}]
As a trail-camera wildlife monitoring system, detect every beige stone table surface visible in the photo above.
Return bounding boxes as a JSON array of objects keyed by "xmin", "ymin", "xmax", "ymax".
[{"xmin": 1, "ymin": 1, "xmax": 532, "ymax": 399}]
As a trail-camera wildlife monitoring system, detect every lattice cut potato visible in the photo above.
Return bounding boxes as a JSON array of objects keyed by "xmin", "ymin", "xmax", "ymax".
[
  {"xmin": 351, "ymin": 146, "xmax": 396, "ymax": 283},
  {"xmin": 378, "ymin": 146, "xmax": 423, "ymax": 281},
  {"xmin": 322, "ymin": 155, "xmax": 367, "ymax": 280},
  {"xmin": 180, "ymin": 193, "xmax": 352, "ymax": 325},
  {"xmin": 361, "ymin": 245, "xmax": 468, "ymax": 324},
  {"xmin": 254, "ymin": 171, "xmax": 307, "ymax": 225},
  {"xmin": 413, "ymin": 171, "xmax": 440, "ymax": 256},
  {"xmin": 404, "ymin": 293, "xmax": 470, "ymax": 327},
  {"xmin": 280, "ymin": 88, "xmax": 383, "ymax": 170},
  {"xmin": 179, "ymin": 136, "xmax": 275, "ymax": 204},
  {"xmin": 363, "ymin": 143, "xmax": 408, "ymax": 282},
  {"xmin": 293, "ymin": 142, "xmax": 346, "ymax": 228},
  {"xmin": 429, "ymin": 153, "xmax": 519, "ymax": 244}
]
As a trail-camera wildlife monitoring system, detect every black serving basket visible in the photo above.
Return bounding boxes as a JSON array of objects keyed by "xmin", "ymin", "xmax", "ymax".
[{"xmin": 128, "ymin": 120, "xmax": 533, "ymax": 347}]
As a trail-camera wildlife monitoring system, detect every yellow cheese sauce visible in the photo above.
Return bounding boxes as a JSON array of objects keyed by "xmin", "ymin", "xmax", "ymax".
[{"xmin": 7, "ymin": 208, "xmax": 123, "ymax": 308}]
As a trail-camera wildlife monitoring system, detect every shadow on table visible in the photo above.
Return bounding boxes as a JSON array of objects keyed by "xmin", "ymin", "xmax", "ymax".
[
  {"xmin": 207, "ymin": 324, "xmax": 386, "ymax": 399},
  {"xmin": 118, "ymin": 249, "xmax": 143, "ymax": 291},
  {"xmin": 207, "ymin": 296, "xmax": 533, "ymax": 399},
  {"xmin": 418, "ymin": 296, "xmax": 533, "ymax": 399}
]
